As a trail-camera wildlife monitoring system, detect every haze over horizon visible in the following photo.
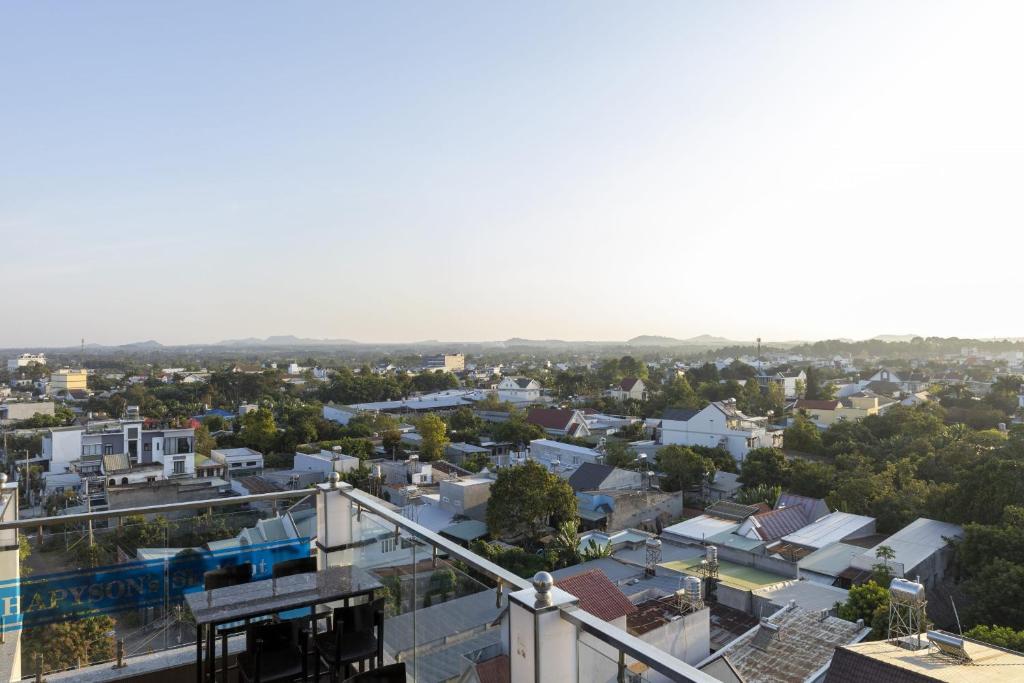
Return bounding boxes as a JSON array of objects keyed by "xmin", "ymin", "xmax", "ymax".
[{"xmin": 4, "ymin": 2, "xmax": 1023, "ymax": 347}]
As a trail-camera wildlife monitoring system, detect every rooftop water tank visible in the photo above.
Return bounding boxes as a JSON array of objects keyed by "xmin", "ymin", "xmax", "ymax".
[{"xmin": 889, "ymin": 578, "xmax": 926, "ymax": 606}]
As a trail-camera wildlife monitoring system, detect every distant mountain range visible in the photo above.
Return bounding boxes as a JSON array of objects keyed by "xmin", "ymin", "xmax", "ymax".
[{"xmin": 215, "ymin": 335, "xmax": 360, "ymax": 347}]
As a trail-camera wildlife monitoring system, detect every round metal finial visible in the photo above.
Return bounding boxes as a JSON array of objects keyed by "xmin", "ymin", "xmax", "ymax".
[
  {"xmin": 0, "ymin": 473, "xmax": 7, "ymax": 485},
  {"xmin": 533, "ymin": 571, "xmax": 554, "ymax": 607},
  {"xmin": 328, "ymin": 471, "xmax": 340, "ymax": 489}
]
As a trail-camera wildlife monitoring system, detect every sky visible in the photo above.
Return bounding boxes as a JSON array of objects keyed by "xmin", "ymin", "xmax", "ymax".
[{"xmin": 2, "ymin": 2, "xmax": 1024, "ymax": 347}]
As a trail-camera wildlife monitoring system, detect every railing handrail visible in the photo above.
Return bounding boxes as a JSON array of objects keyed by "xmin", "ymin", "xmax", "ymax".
[
  {"xmin": 560, "ymin": 605, "xmax": 721, "ymax": 683},
  {"xmin": 339, "ymin": 485, "xmax": 533, "ymax": 592},
  {"xmin": 0, "ymin": 489, "xmax": 313, "ymax": 530}
]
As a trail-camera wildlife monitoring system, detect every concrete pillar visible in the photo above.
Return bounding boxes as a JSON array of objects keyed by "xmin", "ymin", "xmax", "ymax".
[
  {"xmin": 315, "ymin": 473, "xmax": 355, "ymax": 569},
  {"xmin": 0, "ymin": 473, "xmax": 22, "ymax": 681},
  {"xmin": 508, "ymin": 572, "xmax": 579, "ymax": 683}
]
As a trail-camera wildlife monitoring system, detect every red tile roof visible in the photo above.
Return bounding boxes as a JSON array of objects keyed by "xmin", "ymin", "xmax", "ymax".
[
  {"xmin": 556, "ymin": 569, "xmax": 636, "ymax": 622},
  {"xmin": 794, "ymin": 399, "xmax": 841, "ymax": 411},
  {"xmin": 527, "ymin": 408, "xmax": 578, "ymax": 430}
]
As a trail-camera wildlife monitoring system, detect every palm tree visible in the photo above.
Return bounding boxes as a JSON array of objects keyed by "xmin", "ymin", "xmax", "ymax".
[{"xmin": 550, "ymin": 520, "xmax": 580, "ymax": 568}]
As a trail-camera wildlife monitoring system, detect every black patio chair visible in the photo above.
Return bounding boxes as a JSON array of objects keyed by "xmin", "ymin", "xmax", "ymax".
[
  {"xmin": 343, "ymin": 662, "xmax": 406, "ymax": 683},
  {"xmin": 237, "ymin": 620, "xmax": 309, "ymax": 683},
  {"xmin": 314, "ymin": 598, "xmax": 385, "ymax": 682}
]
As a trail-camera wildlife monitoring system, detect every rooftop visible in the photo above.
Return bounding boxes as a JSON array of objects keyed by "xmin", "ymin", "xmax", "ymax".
[
  {"xmin": 660, "ymin": 558, "xmax": 791, "ymax": 592},
  {"xmin": 826, "ymin": 634, "xmax": 1024, "ymax": 683},
  {"xmin": 700, "ymin": 605, "xmax": 868, "ymax": 683},
  {"xmin": 856, "ymin": 517, "xmax": 963, "ymax": 574},
  {"xmin": 555, "ymin": 568, "xmax": 637, "ymax": 622},
  {"xmin": 753, "ymin": 580, "xmax": 850, "ymax": 613},
  {"xmin": 662, "ymin": 515, "xmax": 740, "ymax": 543},
  {"xmin": 782, "ymin": 511, "xmax": 876, "ymax": 550}
]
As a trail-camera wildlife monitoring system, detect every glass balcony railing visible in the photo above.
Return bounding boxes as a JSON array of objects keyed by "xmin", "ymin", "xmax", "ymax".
[{"xmin": 0, "ymin": 484, "xmax": 715, "ymax": 683}]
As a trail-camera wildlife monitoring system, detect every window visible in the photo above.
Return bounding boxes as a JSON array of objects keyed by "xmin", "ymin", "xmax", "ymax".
[
  {"xmin": 231, "ymin": 462, "xmax": 242, "ymax": 468},
  {"xmin": 144, "ymin": 442, "xmax": 151, "ymax": 452},
  {"xmin": 82, "ymin": 444, "xmax": 102, "ymax": 456},
  {"xmin": 246, "ymin": 461, "xmax": 256, "ymax": 467},
  {"xmin": 104, "ymin": 443, "xmax": 113, "ymax": 455},
  {"xmin": 173, "ymin": 458, "xmax": 185, "ymax": 475}
]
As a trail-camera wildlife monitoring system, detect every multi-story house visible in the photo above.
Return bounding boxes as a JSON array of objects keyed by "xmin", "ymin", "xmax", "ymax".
[
  {"xmin": 658, "ymin": 399, "xmax": 778, "ymax": 461},
  {"xmin": 604, "ymin": 377, "xmax": 647, "ymax": 402},
  {"xmin": 756, "ymin": 370, "xmax": 806, "ymax": 399},
  {"xmin": 41, "ymin": 416, "xmax": 196, "ymax": 480},
  {"xmin": 49, "ymin": 368, "xmax": 88, "ymax": 394},
  {"xmin": 495, "ymin": 376, "xmax": 542, "ymax": 401}
]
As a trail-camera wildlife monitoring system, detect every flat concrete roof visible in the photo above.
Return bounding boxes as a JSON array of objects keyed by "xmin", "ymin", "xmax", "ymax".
[{"xmin": 660, "ymin": 558, "xmax": 790, "ymax": 591}]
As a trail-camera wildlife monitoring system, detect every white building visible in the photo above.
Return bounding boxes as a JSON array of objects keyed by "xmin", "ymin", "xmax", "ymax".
[
  {"xmin": 293, "ymin": 449, "xmax": 361, "ymax": 477},
  {"xmin": 659, "ymin": 400, "xmax": 778, "ymax": 461},
  {"xmin": 7, "ymin": 353, "xmax": 46, "ymax": 371},
  {"xmin": 211, "ymin": 447, "xmax": 265, "ymax": 477},
  {"xmin": 604, "ymin": 378, "xmax": 647, "ymax": 402},
  {"xmin": 495, "ymin": 377, "xmax": 542, "ymax": 401},
  {"xmin": 41, "ymin": 419, "xmax": 196, "ymax": 480}
]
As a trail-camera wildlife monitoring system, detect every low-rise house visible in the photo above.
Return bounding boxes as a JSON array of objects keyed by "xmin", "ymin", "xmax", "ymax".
[
  {"xmin": 527, "ymin": 439, "xmax": 602, "ymax": 469},
  {"xmin": 794, "ymin": 393, "xmax": 895, "ymax": 427},
  {"xmin": 659, "ymin": 400, "xmax": 778, "ymax": 462},
  {"xmin": 439, "ymin": 476, "xmax": 493, "ymax": 521},
  {"xmin": 705, "ymin": 471, "xmax": 742, "ymax": 501},
  {"xmin": 495, "ymin": 376, "xmax": 542, "ymax": 401},
  {"xmin": 757, "ymin": 369, "xmax": 806, "ymax": 399},
  {"xmin": 604, "ymin": 377, "xmax": 647, "ymax": 402},
  {"xmin": 576, "ymin": 489, "xmax": 683, "ymax": 532},
  {"xmin": 698, "ymin": 604, "xmax": 870, "ymax": 683},
  {"xmin": 847, "ymin": 517, "xmax": 963, "ymax": 588},
  {"xmin": 444, "ymin": 442, "xmax": 492, "ymax": 467},
  {"xmin": 293, "ymin": 449, "xmax": 361, "ymax": 477},
  {"xmin": 827, "ymin": 631, "xmax": 1024, "ymax": 682},
  {"xmin": 567, "ymin": 462, "xmax": 642, "ymax": 493},
  {"xmin": 211, "ymin": 447, "xmax": 265, "ymax": 477},
  {"xmin": 526, "ymin": 408, "xmax": 591, "ymax": 438}
]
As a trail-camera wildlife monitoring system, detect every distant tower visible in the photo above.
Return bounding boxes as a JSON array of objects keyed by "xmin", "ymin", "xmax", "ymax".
[
  {"xmin": 644, "ymin": 538, "xmax": 661, "ymax": 577},
  {"xmin": 81, "ymin": 337, "xmax": 85, "ymax": 368},
  {"xmin": 888, "ymin": 578, "xmax": 928, "ymax": 649}
]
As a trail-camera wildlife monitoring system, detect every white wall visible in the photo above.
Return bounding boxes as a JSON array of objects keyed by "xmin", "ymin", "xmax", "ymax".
[{"xmin": 636, "ymin": 608, "xmax": 710, "ymax": 665}]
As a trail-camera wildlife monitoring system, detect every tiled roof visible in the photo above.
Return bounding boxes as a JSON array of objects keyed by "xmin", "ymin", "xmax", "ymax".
[
  {"xmin": 619, "ymin": 377, "xmax": 641, "ymax": 391},
  {"xmin": 527, "ymin": 408, "xmax": 577, "ymax": 430},
  {"xmin": 556, "ymin": 569, "xmax": 636, "ymax": 622},
  {"xmin": 794, "ymin": 399, "xmax": 841, "ymax": 411}
]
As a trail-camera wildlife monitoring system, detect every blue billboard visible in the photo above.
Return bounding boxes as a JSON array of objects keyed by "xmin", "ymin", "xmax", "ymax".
[{"xmin": 0, "ymin": 537, "xmax": 311, "ymax": 633}]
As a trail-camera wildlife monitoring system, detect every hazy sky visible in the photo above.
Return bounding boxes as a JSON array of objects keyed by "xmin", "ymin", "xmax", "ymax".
[{"xmin": 3, "ymin": 2, "xmax": 1023, "ymax": 347}]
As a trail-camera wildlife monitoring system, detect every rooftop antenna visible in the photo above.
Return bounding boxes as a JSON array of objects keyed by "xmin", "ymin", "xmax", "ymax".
[{"xmin": 81, "ymin": 337, "xmax": 85, "ymax": 368}]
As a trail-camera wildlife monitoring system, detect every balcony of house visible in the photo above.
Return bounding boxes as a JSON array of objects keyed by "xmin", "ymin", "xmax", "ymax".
[{"xmin": 0, "ymin": 474, "xmax": 716, "ymax": 683}]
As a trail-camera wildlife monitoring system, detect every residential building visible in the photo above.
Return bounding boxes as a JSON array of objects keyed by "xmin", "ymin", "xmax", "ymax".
[
  {"xmin": 847, "ymin": 517, "xmax": 963, "ymax": 588},
  {"xmin": 697, "ymin": 604, "xmax": 869, "ymax": 682},
  {"xmin": 210, "ymin": 447, "xmax": 265, "ymax": 477},
  {"xmin": 757, "ymin": 369, "xmax": 806, "ymax": 399},
  {"xmin": 658, "ymin": 399, "xmax": 778, "ymax": 461},
  {"xmin": 779, "ymin": 511, "xmax": 877, "ymax": 551},
  {"xmin": 423, "ymin": 353, "xmax": 465, "ymax": 372},
  {"xmin": 439, "ymin": 476, "xmax": 493, "ymax": 521},
  {"xmin": 6, "ymin": 353, "xmax": 46, "ymax": 370},
  {"xmin": 526, "ymin": 407, "xmax": 591, "ymax": 438},
  {"xmin": 41, "ymin": 419, "xmax": 195, "ymax": 479},
  {"xmin": 293, "ymin": 449, "xmax": 361, "ymax": 477},
  {"xmin": 49, "ymin": 368, "xmax": 88, "ymax": 394},
  {"xmin": 576, "ymin": 488, "xmax": 683, "ymax": 532},
  {"xmin": 566, "ymin": 462, "xmax": 642, "ymax": 493},
  {"xmin": 705, "ymin": 470, "xmax": 742, "ymax": 501},
  {"xmin": 604, "ymin": 377, "xmax": 647, "ymax": 402},
  {"xmin": 527, "ymin": 439, "xmax": 602, "ymax": 469},
  {"xmin": 827, "ymin": 632, "xmax": 1024, "ymax": 682},
  {"xmin": 444, "ymin": 441, "xmax": 492, "ymax": 467},
  {"xmin": 794, "ymin": 393, "xmax": 892, "ymax": 428},
  {"xmin": 495, "ymin": 376, "xmax": 542, "ymax": 401}
]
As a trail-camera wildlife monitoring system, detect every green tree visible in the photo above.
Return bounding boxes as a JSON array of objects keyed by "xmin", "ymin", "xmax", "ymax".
[
  {"xmin": 964, "ymin": 625, "xmax": 1024, "ymax": 653},
  {"xmin": 486, "ymin": 461, "xmax": 578, "ymax": 546},
  {"xmin": 603, "ymin": 441, "xmax": 637, "ymax": 469},
  {"xmin": 549, "ymin": 519, "xmax": 581, "ymax": 569},
  {"xmin": 194, "ymin": 424, "xmax": 216, "ymax": 456},
  {"xmin": 735, "ymin": 483, "xmax": 782, "ymax": 507},
  {"xmin": 786, "ymin": 459, "xmax": 835, "ymax": 499},
  {"xmin": 738, "ymin": 447, "xmax": 790, "ymax": 488},
  {"xmin": 784, "ymin": 415, "xmax": 823, "ymax": 454},
  {"xmin": 656, "ymin": 445, "xmax": 714, "ymax": 493},
  {"xmin": 837, "ymin": 580, "xmax": 890, "ymax": 640},
  {"xmin": 804, "ymin": 367, "xmax": 821, "ymax": 400},
  {"xmin": 662, "ymin": 375, "xmax": 702, "ymax": 410},
  {"xmin": 417, "ymin": 413, "xmax": 449, "ymax": 461},
  {"xmin": 240, "ymin": 406, "xmax": 277, "ymax": 452},
  {"xmin": 492, "ymin": 412, "xmax": 544, "ymax": 449}
]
